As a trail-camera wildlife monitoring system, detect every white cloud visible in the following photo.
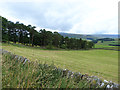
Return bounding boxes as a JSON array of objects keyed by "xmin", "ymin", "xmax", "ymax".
[
  {"xmin": 0, "ymin": 0, "xmax": 119, "ymax": 34},
  {"xmin": 68, "ymin": 0, "xmax": 118, "ymax": 34}
]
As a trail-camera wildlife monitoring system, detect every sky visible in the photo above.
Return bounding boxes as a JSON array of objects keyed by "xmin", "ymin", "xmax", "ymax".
[{"xmin": 0, "ymin": 0, "xmax": 119, "ymax": 34}]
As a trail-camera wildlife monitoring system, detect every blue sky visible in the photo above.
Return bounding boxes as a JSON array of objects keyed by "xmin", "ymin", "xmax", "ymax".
[{"xmin": 0, "ymin": 0, "xmax": 119, "ymax": 34}]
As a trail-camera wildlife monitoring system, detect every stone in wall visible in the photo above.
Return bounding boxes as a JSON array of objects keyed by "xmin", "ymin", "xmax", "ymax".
[{"xmin": 1, "ymin": 49, "xmax": 119, "ymax": 88}]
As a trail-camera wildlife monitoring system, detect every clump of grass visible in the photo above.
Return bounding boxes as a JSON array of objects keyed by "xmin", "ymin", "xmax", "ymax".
[{"xmin": 2, "ymin": 53, "xmax": 103, "ymax": 88}]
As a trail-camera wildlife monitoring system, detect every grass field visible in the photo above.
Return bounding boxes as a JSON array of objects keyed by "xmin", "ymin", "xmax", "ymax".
[
  {"xmin": 1, "ymin": 43, "xmax": 118, "ymax": 83},
  {"xmin": 94, "ymin": 41, "xmax": 118, "ymax": 48}
]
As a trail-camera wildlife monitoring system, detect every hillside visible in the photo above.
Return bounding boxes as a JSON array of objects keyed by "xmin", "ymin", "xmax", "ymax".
[
  {"xmin": 2, "ymin": 48, "xmax": 119, "ymax": 88},
  {"xmin": 2, "ymin": 43, "xmax": 118, "ymax": 83},
  {"xmin": 59, "ymin": 33, "xmax": 118, "ymax": 40}
]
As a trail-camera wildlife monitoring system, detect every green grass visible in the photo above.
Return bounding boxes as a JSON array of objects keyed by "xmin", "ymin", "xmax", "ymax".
[
  {"xmin": 2, "ymin": 43, "xmax": 118, "ymax": 83},
  {"xmin": 2, "ymin": 53, "xmax": 98, "ymax": 88},
  {"xmin": 94, "ymin": 41, "xmax": 118, "ymax": 48}
]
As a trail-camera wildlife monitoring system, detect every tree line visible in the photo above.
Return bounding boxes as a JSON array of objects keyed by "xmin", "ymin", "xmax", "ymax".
[
  {"xmin": 2, "ymin": 16, "xmax": 94, "ymax": 49},
  {"xmin": 92, "ymin": 38, "xmax": 115, "ymax": 43}
]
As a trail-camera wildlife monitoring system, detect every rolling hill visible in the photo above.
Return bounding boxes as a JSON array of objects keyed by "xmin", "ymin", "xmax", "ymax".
[{"xmin": 59, "ymin": 32, "xmax": 118, "ymax": 40}]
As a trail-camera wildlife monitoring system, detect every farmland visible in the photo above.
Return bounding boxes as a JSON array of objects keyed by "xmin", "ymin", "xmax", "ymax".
[
  {"xmin": 94, "ymin": 40, "xmax": 119, "ymax": 51},
  {"xmin": 2, "ymin": 43, "xmax": 118, "ymax": 83}
]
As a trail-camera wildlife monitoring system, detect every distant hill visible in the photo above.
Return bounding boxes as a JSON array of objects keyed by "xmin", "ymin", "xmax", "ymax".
[
  {"xmin": 59, "ymin": 32, "xmax": 118, "ymax": 40},
  {"xmin": 92, "ymin": 34, "xmax": 118, "ymax": 39}
]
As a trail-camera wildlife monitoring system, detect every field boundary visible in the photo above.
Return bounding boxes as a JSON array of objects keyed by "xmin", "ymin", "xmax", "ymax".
[
  {"xmin": 1, "ymin": 49, "xmax": 119, "ymax": 88},
  {"xmin": 92, "ymin": 48, "xmax": 120, "ymax": 51}
]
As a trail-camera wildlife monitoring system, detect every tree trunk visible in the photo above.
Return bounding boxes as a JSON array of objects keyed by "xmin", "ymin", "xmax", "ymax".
[{"xmin": 32, "ymin": 34, "xmax": 34, "ymax": 47}]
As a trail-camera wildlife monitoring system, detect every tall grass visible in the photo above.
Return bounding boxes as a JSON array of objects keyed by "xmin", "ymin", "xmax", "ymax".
[{"xmin": 2, "ymin": 53, "xmax": 98, "ymax": 88}]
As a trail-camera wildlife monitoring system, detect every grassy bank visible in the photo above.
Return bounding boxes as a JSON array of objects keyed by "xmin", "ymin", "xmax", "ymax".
[
  {"xmin": 2, "ymin": 43, "xmax": 118, "ymax": 83},
  {"xmin": 2, "ymin": 52, "xmax": 97, "ymax": 88}
]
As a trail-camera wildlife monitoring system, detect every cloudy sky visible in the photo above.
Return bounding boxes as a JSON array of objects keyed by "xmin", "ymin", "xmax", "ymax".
[{"xmin": 0, "ymin": 0, "xmax": 119, "ymax": 34}]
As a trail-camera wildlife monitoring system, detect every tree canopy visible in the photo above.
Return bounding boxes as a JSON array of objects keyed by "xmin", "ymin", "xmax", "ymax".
[{"xmin": 1, "ymin": 16, "xmax": 94, "ymax": 49}]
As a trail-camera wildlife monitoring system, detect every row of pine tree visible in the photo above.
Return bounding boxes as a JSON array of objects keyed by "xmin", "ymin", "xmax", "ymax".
[{"xmin": 2, "ymin": 16, "xmax": 94, "ymax": 49}]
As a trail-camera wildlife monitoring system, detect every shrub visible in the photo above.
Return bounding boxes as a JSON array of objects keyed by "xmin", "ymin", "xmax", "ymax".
[
  {"xmin": 46, "ymin": 44, "xmax": 54, "ymax": 49},
  {"xmin": 60, "ymin": 44, "xmax": 67, "ymax": 49}
]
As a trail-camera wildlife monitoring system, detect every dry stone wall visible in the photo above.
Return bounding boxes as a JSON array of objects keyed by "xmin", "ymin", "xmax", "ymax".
[{"xmin": 1, "ymin": 49, "xmax": 119, "ymax": 88}]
